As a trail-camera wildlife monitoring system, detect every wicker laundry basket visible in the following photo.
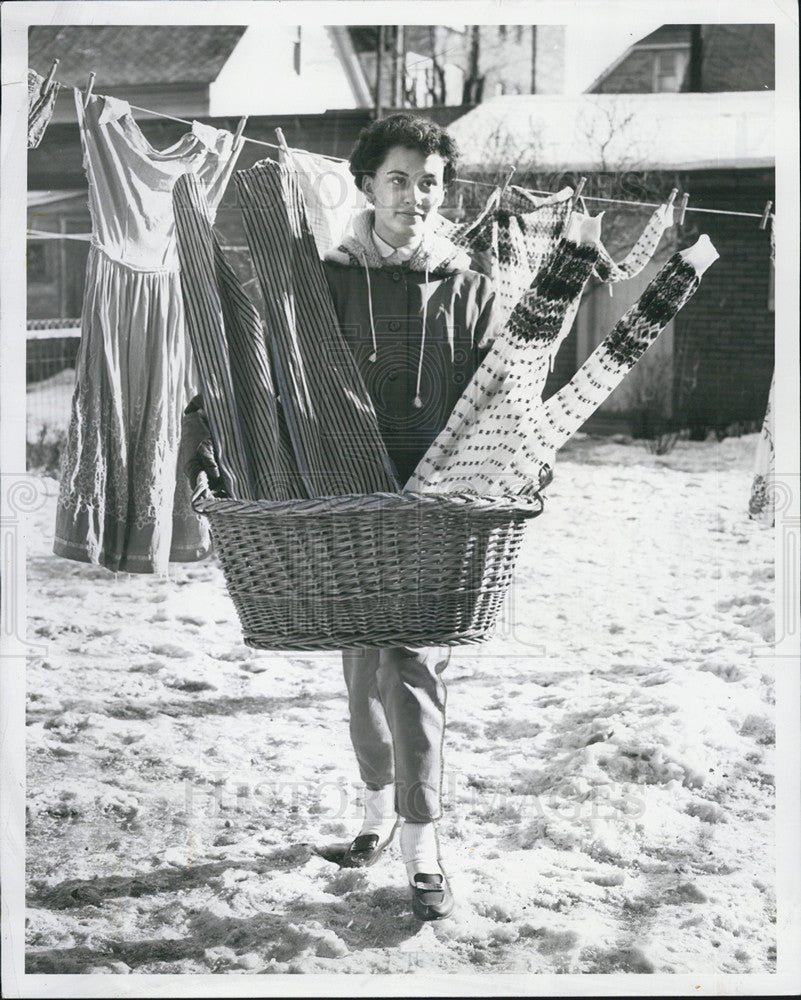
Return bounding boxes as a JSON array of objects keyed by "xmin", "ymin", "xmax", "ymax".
[{"xmin": 192, "ymin": 487, "xmax": 544, "ymax": 650}]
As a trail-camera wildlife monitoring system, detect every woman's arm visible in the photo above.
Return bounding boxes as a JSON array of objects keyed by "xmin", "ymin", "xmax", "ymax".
[{"xmin": 179, "ymin": 395, "xmax": 227, "ymax": 496}]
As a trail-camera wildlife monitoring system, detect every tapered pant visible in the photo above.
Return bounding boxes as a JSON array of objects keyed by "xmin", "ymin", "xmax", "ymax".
[{"xmin": 342, "ymin": 646, "xmax": 451, "ymax": 823}]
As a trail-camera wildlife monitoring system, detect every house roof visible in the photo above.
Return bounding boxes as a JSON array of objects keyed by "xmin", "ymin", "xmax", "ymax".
[
  {"xmin": 588, "ymin": 23, "xmax": 775, "ymax": 94},
  {"xmin": 28, "ymin": 25, "xmax": 246, "ymax": 86},
  {"xmin": 447, "ymin": 91, "xmax": 774, "ymax": 172},
  {"xmin": 700, "ymin": 24, "xmax": 775, "ymax": 92},
  {"xmin": 631, "ymin": 24, "xmax": 695, "ymax": 47}
]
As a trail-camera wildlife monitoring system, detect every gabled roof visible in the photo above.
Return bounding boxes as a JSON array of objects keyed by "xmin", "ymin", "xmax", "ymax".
[
  {"xmin": 588, "ymin": 23, "xmax": 774, "ymax": 94},
  {"xmin": 28, "ymin": 25, "xmax": 246, "ymax": 86},
  {"xmin": 447, "ymin": 91, "xmax": 774, "ymax": 172}
]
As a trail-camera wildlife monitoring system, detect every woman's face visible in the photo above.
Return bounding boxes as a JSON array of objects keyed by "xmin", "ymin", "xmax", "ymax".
[{"xmin": 362, "ymin": 145, "xmax": 447, "ymax": 249}]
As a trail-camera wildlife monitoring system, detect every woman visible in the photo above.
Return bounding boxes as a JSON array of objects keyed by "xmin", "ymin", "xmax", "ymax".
[
  {"xmin": 187, "ymin": 113, "xmax": 498, "ymax": 921},
  {"xmin": 313, "ymin": 114, "xmax": 499, "ymax": 922}
]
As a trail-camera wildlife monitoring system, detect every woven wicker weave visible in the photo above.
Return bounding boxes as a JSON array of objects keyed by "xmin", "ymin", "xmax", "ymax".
[{"xmin": 192, "ymin": 489, "xmax": 544, "ymax": 650}]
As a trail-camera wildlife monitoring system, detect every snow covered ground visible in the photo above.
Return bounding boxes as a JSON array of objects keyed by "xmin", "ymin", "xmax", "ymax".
[{"xmin": 24, "ymin": 433, "xmax": 775, "ymax": 977}]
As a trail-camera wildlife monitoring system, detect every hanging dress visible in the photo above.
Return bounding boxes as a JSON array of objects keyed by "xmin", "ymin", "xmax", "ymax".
[{"xmin": 54, "ymin": 91, "xmax": 241, "ymax": 573}]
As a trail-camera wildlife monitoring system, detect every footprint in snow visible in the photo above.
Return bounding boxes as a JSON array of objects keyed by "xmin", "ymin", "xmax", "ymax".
[
  {"xmin": 149, "ymin": 643, "xmax": 193, "ymax": 659},
  {"xmin": 685, "ymin": 800, "xmax": 726, "ymax": 824},
  {"xmin": 162, "ymin": 676, "xmax": 217, "ymax": 693},
  {"xmin": 129, "ymin": 659, "xmax": 166, "ymax": 674},
  {"xmin": 579, "ymin": 945, "xmax": 655, "ymax": 974},
  {"xmin": 322, "ymin": 868, "xmax": 368, "ymax": 896},
  {"xmin": 518, "ymin": 925, "xmax": 580, "ymax": 955},
  {"xmin": 698, "ymin": 661, "xmax": 746, "ymax": 683},
  {"xmin": 240, "ymin": 660, "xmax": 270, "ymax": 674},
  {"xmin": 177, "ymin": 614, "xmax": 206, "ymax": 627}
]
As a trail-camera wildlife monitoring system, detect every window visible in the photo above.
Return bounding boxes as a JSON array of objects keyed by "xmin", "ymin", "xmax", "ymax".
[{"xmin": 651, "ymin": 48, "xmax": 690, "ymax": 92}]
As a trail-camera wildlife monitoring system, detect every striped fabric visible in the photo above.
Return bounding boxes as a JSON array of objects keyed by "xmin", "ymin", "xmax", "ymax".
[
  {"xmin": 407, "ymin": 214, "xmax": 602, "ymax": 495},
  {"xmin": 235, "ymin": 159, "xmax": 401, "ymax": 497},
  {"xmin": 173, "ymin": 172, "xmax": 302, "ymax": 501},
  {"xmin": 409, "ymin": 232, "xmax": 717, "ymax": 496}
]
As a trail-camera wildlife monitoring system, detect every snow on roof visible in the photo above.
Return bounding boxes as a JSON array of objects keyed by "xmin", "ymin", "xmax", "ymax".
[{"xmin": 448, "ymin": 91, "xmax": 774, "ymax": 172}]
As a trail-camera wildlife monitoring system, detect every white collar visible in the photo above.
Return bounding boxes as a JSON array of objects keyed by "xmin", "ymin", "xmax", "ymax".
[{"xmin": 372, "ymin": 228, "xmax": 420, "ymax": 262}]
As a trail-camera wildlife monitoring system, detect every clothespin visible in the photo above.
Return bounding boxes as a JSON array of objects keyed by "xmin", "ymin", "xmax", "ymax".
[
  {"xmin": 275, "ymin": 127, "xmax": 290, "ymax": 158},
  {"xmin": 676, "ymin": 192, "xmax": 690, "ymax": 226},
  {"xmin": 498, "ymin": 165, "xmax": 515, "ymax": 200},
  {"xmin": 758, "ymin": 200, "xmax": 773, "ymax": 230},
  {"xmin": 666, "ymin": 187, "xmax": 678, "ymax": 212},
  {"xmin": 572, "ymin": 176, "xmax": 587, "ymax": 211},
  {"xmin": 233, "ymin": 116, "xmax": 248, "ymax": 148},
  {"xmin": 44, "ymin": 58, "xmax": 59, "ymax": 93},
  {"xmin": 83, "ymin": 71, "xmax": 96, "ymax": 109}
]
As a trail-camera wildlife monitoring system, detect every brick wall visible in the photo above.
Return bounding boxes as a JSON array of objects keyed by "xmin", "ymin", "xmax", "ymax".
[{"xmin": 672, "ymin": 170, "xmax": 774, "ymax": 432}]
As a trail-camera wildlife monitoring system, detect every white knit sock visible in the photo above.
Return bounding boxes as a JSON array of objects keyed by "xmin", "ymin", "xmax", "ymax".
[
  {"xmin": 358, "ymin": 786, "xmax": 398, "ymax": 841},
  {"xmin": 400, "ymin": 821, "xmax": 443, "ymax": 883}
]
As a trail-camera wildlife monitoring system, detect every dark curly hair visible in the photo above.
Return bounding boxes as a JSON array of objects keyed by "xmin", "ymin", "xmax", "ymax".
[{"xmin": 348, "ymin": 113, "xmax": 460, "ymax": 191}]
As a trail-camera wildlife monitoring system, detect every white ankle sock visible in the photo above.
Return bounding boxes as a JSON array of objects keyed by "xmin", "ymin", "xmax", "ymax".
[
  {"xmin": 358, "ymin": 786, "xmax": 398, "ymax": 840},
  {"xmin": 400, "ymin": 821, "xmax": 443, "ymax": 883}
]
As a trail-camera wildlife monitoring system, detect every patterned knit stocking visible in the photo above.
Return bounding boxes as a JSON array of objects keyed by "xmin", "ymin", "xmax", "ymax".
[
  {"xmin": 406, "ymin": 213, "xmax": 602, "ymax": 494},
  {"xmin": 453, "ymin": 192, "xmax": 575, "ymax": 332},
  {"xmin": 593, "ymin": 202, "xmax": 673, "ymax": 284},
  {"xmin": 513, "ymin": 234, "xmax": 719, "ymax": 488},
  {"xmin": 410, "ymin": 233, "xmax": 717, "ymax": 496}
]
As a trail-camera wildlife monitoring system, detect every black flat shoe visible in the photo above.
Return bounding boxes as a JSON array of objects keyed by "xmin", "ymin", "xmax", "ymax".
[
  {"xmin": 316, "ymin": 828, "xmax": 396, "ymax": 869},
  {"xmin": 410, "ymin": 872, "xmax": 454, "ymax": 921}
]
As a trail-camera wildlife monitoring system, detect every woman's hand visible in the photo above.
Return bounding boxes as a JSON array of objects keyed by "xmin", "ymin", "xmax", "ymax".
[{"xmin": 180, "ymin": 396, "xmax": 228, "ymax": 497}]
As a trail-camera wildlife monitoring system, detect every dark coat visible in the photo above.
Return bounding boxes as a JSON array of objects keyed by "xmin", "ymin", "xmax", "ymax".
[{"xmin": 322, "ymin": 258, "xmax": 497, "ymax": 485}]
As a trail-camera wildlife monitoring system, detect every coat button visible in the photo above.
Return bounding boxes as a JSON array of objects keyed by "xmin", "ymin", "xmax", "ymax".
[
  {"xmin": 392, "ymin": 271, "xmax": 402, "ymax": 282},
  {"xmin": 388, "ymin": 370, "xmax": 398, "ymax": 381},
  {"xmin": 389, "ymin": 320, "xmax": 400, "ymax": 331}
]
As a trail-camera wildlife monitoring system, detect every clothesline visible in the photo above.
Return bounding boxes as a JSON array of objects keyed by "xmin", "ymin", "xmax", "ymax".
[
  {"xmin": 453, "ymin": 176, "xmax": 771, "ymax": 221},
  {"xmin": 33, "ymin": 82, "xmax": 773, "ymax": 224},
  {"xmin": 28, "ymin": 228, "xmax": 93, "ymax": 241}
]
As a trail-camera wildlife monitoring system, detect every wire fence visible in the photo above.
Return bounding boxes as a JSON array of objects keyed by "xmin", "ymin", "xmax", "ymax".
[{"xmin": 26, "ymin": 324, "xmax": 79, "ymax": 475}]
